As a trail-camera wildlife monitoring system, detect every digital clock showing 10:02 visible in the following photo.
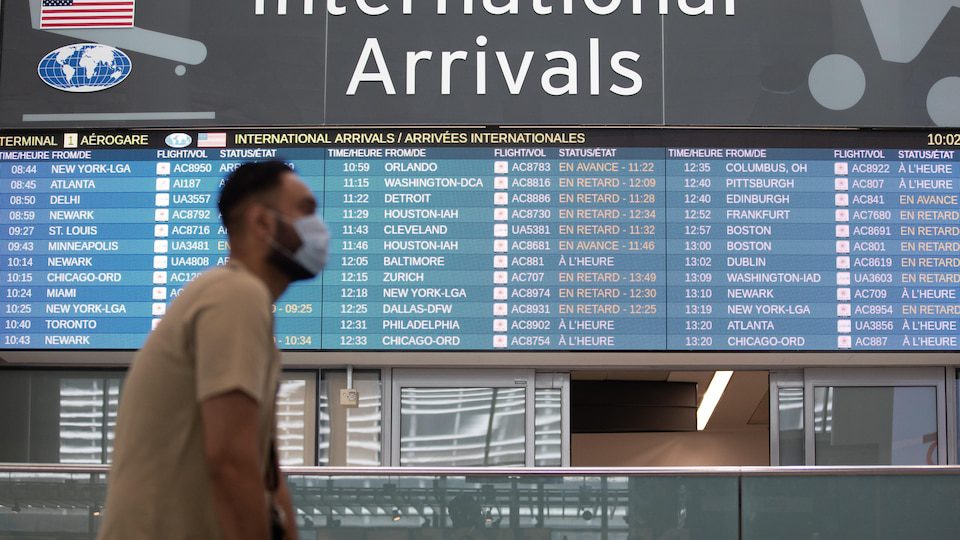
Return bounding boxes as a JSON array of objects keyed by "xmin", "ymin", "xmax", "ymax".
[
  {"xmin": 928, "ymin": 133, "xmax": 960, "ymax": 146},
  {"xmin": 1, "ymin": 129, "xmax": 959, "ymax": 351}
]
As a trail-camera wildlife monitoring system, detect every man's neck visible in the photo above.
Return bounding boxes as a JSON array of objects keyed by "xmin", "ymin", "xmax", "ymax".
[{"xmin": 229, "ymin": 253, "xmax": 289, "ymax": 302}]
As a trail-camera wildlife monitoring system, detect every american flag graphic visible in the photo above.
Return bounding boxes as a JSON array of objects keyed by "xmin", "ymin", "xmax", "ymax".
[
  {"xmin": 197, "ymin": 133, "xmax": 228, "ymax": 148},
  {"xmin": 41, "ymin": 0, "xmax": 136, "ymax": 29}
]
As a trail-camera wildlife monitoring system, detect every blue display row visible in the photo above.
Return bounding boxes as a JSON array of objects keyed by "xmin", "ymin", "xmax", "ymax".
[
  {"xmin": 7, "ymin": 223, "xmax": 960, "ymax": 241},
  {"xmin": 7, "ymin": 176, "xmax": 956, "ymax": 195},
  {"xmin": 4, "ymin": 331, "xmax": 956, "ymax": 351},
  {"xmin": 1, "ymin": 156, "xmax": 956, "ymax": 178}
]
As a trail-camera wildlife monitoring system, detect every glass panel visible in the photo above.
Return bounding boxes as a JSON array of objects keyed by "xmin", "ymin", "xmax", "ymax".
[
  {"xmin": 286, "ymin": 474, "xmax": 739, "ymax": 538},
  {"xmin": 777, "ymin": 386, "xmax": 804, "ymax": 466},
  {"xmin": 15, "ymin": 469, "xmax": 960, "ymax": 540},
  {"xmin": 105, "ymin": 380, "xmax": 120, "ymax": 464},
  {"xmin": 400, "ymin": 387, "xmax": 526, "ymax": 466},
  {"xmin": 59, "ymin": 378, "xmax": 108, "ymax": 464},
  {"xmin": 0, "ymin": 471, "xmax": 743, "ymax": 539},
  {"xmin": 276, "ymin": 375, "xmax": 312, "ymax": 466},
  {"xmin": 318, "ymin": 371, "xmax": 382, "ymax": 466},
  {"xmin": 743, "ymin": 475, "xmax": 960, "ymax": 540},
  {"xmin": 814, "ymin": 386, "xmax": 938, "ymax": 465},
  {"xmin": 535, "ymin": 388, "xmax": 563, "ymax": 466}
]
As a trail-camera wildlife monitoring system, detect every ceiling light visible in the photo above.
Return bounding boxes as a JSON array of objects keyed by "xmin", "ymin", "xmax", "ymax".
[{"xmin": 697, "ymin": 371, "xmax": 733, "ymax": 431}]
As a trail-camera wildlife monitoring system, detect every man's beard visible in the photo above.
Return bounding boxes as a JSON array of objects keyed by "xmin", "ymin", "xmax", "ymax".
[{"xmin": 267, "ymin": 219, "xmax": 315, "ymax": 282}]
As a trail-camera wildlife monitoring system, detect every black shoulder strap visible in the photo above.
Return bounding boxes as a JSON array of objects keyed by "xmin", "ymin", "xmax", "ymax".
[{"xmin": 265, "ymin": 439, "xmax": 279, "ymax": 492}]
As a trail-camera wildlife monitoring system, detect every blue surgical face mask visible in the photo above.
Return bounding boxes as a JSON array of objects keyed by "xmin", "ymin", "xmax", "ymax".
[{"xmin": 268, "ymin": 210, "xmax": 329, "ymax": 279}]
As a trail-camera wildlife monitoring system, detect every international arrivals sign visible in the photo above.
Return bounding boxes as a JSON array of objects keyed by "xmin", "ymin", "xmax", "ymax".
[{"xmin": 1, "ymin": 0, "xmax": 959, "ymax": 127}]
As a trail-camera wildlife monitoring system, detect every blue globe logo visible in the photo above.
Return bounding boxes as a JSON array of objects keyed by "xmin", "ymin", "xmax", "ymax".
[{"xmin": 38, "ymin": 43, "xmax": 131, "ymax": 93}]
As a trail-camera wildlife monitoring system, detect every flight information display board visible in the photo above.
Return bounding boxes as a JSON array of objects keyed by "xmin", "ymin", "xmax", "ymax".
[{"xmin": 1, "ymin": 129, "xmax": 958, "ymax": 351}]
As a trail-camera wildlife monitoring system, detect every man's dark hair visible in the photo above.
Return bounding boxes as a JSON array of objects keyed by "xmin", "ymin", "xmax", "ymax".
[{"xmin": 218, "ymin": 160, "xmax": 293, "ymax": 233}]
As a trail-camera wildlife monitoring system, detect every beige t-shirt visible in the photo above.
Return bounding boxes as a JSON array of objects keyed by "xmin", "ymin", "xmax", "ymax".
[{"xmin": 98, "ymin": 261, "xmax": 281, "ymax": 540}]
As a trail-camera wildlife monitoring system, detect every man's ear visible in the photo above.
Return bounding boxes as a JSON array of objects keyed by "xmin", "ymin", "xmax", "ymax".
[{"xmin": 246, "ymin": 202, "xmax": 275, "ymax": 241}]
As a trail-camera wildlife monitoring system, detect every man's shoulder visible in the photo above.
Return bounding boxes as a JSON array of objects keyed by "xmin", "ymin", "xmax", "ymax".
[{"xmin": 181, "ymin": 265, "xmax": 271, "ymax": 309}]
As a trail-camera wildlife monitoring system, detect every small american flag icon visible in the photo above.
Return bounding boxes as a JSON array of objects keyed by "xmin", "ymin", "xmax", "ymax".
[
  {"xmin": 41, "ymin": 0, "xmax": 135, "ymax": 29},
  {"xmin": 197, "ymin": 133, "xmax": 227, "ymax": 148}
]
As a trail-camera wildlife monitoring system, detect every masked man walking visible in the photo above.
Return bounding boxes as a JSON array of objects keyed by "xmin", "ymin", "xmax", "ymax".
[{"xmin": 99, "ymin": 161, "xmax": 328, "ymax": 540}]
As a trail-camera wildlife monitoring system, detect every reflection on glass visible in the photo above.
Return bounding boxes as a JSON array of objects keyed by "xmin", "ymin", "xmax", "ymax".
[
  {"xmin": 58, "ymin": 378, "xmax": 119, "ymax": 464},
  {"xmin": 318, "ymin": 371, "xmax": 382, "ymax": 466},
  {"xmin": 400, "ymin": 387, "xmax": 525, "ymax": 466},
  {"xmin": 814, "ymin": 386, "xmax": 938, "ymax": 465},
  {"xmin": 777, "ymin": 387, "xmax": 804, "ymax": 466},
  {"xmin": 0, "ymin": 472, "xmax": 744, "ymax": 539},
  {"xmin": 535, "ymin": 388, "xmax": 562, "ymax": 466},
  {"xmin": 276, "ymin": 378, "xmax": 307, "ymax": 466}
]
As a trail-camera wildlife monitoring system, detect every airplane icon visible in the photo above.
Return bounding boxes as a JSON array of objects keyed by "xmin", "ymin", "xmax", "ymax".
[{"xmin": 28, "ymin": 0, "xmax": 207, "ymax": 73}]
